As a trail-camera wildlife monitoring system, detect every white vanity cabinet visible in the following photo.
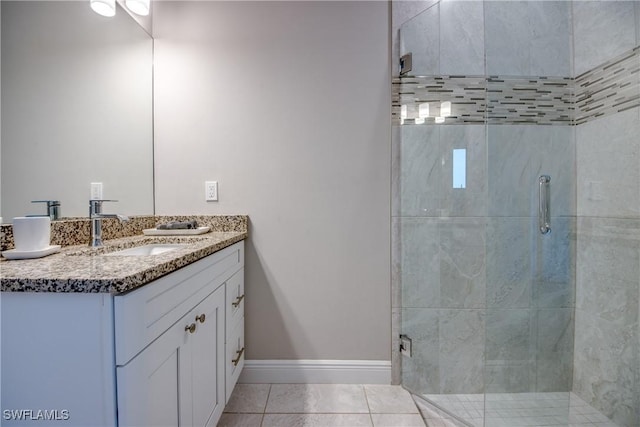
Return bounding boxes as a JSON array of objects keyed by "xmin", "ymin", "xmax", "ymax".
[
  {"xmin": 115, "ymin": 241, "xmax": 244, "ymax": 427},
  {"xmin": 0, "ymin": 240, "xmax": 245, "ymax": 427},
  {"xmin": 116, "ymin": 286, "xmax": 226, "ymax": 427}
]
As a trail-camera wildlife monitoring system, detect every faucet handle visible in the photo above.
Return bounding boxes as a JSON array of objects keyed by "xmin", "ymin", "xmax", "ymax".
[
  {"xmin": 31, "ymin": 200, "xmax": 61, "ymax": 220},
  {"xmin": 89, "ymin": 199, "xmax": 117, "ymax": 209},
  {"xmin": 89, "ymin": 199, "xmax": 119, "ymax": 216},
  {"xmin": 32, "ymin": 200, "xmax": 60, "ymax": 206}
]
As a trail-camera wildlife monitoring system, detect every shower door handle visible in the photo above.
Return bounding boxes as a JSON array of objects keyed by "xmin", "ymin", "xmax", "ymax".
[{"xmin": 539, "ymin": 175, "xmax": 551, "ymax": 235}]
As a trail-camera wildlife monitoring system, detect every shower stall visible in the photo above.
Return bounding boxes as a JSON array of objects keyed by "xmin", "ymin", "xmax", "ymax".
[{"xmin": 392, "ymin": 2, "xmax": 640, "ymax": 427}]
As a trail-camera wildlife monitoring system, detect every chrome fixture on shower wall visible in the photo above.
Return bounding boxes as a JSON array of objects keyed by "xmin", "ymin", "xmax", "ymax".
[{"xmin": 539, "ymin": 175, "xmax": 551, "ymax": 235}]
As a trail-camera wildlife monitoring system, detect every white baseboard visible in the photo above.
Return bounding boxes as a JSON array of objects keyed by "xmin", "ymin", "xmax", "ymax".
[{"xmin": 238, "ymin": 359, "xmax": 391, "ymax": 384}]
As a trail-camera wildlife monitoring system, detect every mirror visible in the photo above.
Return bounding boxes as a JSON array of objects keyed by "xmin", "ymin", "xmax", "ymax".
[{"xmin": 1, "ymin": 0, "xmax": 154, "ymax": 222}]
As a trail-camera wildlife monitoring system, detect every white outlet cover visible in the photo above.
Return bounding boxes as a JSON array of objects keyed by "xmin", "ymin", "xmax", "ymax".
[
  {"xmin": 91, "ymin": 182, "xmax": 103, "ymax": 200},
  {"xmin": 205, "ymin": 181, "xmax": 218, "ymax": 201}
]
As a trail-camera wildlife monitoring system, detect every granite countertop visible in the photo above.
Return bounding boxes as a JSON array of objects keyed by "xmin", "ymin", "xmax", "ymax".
[{"xmin": 0, "ymin": 231, "xmax": 247, "ymax": 294}]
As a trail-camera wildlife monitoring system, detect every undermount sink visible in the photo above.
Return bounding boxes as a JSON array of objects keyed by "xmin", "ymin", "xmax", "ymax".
[{"xmin": 103, "ymin": 244, "xmax": 187, "ymax": 257}]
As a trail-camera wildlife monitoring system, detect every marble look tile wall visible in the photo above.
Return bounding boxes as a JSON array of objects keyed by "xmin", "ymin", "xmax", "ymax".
[
  {"xmin": 400, "ymin": 4, "xmax": 439, "ymax": 76},
  {"xmin": 399, "ymin": 1, "xmax": 485, "ymax": 77},
  {"xmin": 536, "ymin": 308, "xmax": 574, "ymax": 392},
  {"xmin": 576, "ymin": 106, "xmax": 640, "ymax": 219},
  {"xmin": 573, "ymin": 0, "xmax": 637, "ymax": 77},
  {"xmin": 398, "ymin": 217, "xmax": 440, "ymax": 309},
  {"xmin": 399, "ymin": 1, "xmax": 572, "ymax": 78},
  {"xmin": 398, "ymin": 126, "xmax": 442, "ymax": 217},
  {"xmin": 401, "ymin": 308, "xmax": 440, "ymax": 394},
  {"xmin": 439, "ymin": 218, "xmax": 486, "ymax": 309},
  {"xmin": 397, "ymin": 125, "xmax": 488, "ymax": 218},
  {"xmin": 439, "ymin": 309, "xmax": 485, "ymax": 394},
  {"xmin": 398, "ymin": 0, "xmax": 638, "ymax": 79},
  {"xmin": 392, "ymin": 0, "xmax": 439, "ymax": 78},
  {"xmin": 401, "ymin": 308, "xmax": 486, "ymax": 394},
  {"xmin": 439, "ymin": 0, "xmax": 484, "ymax": 76},
  {"xmin": 570, "ymin": 0, "xmax": 640, "ymax": 410},
  {"xmin": 485, "ymin": 218, "xmax": 533, "ymax": 309},
  {"xmin": 484, "ymin": 1, "xmax": 571, "ymax": 77},
  {"xmin": 487, "ymin": 125, "xmax": 575, "ymax": 218},
  {"xmin": 573, "ymin": 217, "xmax": 640, "ymax": 427}
]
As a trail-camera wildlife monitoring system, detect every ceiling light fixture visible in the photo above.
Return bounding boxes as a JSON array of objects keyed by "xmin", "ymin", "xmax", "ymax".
[
  {"xmin": 441, "ymin": 101, "xmax": 452, "ymax": 117},
  {"xmin": 400, "ymin": 105, "xmax": 408, "ymax": 120},
  {"xmin": 126, "ymin": 0, "xmax": 150, "ymax": 16},
  {"xmin": 418, "ymin": 103, "xmax": 430, "ymax": 118},
  {"xmin": 90, "ymin": 0, "xmax": 116, "ymax": 17}
]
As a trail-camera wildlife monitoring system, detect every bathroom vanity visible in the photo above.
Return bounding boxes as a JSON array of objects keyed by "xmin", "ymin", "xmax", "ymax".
[{"xmin": 1, "ymin": 226, "xmax": 246, "ymax": 427}]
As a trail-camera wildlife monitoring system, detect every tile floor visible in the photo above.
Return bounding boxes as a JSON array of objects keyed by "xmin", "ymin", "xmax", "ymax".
[
  {"xmin": 218, "ymin": 384, "xmax": 426, "ymax": 427},
  {"xmin": 419, "ymin": 392, "xmax": 619, "ymax": 427}
]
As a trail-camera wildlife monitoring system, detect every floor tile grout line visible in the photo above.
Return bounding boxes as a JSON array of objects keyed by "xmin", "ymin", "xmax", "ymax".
[
  {"xmin": 224, "ymin": 384, "xmax": 431, "ymax": 426},
  {"xmin": 259, "ymin": 384, "xmax": 272, "ymax": 427},
  {"xmin": 362, "ymin": 385, "xmax": 376, "ymax": 427},
  {"xmin": 259, "ymin": 412, "xmax": 375, "ymax": 414}
]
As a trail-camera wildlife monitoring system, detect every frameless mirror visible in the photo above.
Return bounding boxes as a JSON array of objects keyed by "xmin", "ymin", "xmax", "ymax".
[{"xmin": 1, "ymin": 0, "xmax": 154, "ymax": 221}]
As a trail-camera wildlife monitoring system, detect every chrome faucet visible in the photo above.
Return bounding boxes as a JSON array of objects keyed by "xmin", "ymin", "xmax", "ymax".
[
  {"xmin": 89, "ymin": 200, "xmax": 129, "ymax": 247},
  {"xmin": 29, "ymin": 200, "xmax": 61, "ymax": 220}
]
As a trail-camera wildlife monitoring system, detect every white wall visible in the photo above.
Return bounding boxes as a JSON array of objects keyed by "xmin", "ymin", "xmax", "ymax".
[{"xmin": 153, "ymin": 1, "xmax": 391, "ymax": 360}]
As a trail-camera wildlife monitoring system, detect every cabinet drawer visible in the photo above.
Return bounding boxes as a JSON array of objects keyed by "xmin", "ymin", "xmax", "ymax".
[
  {"xmin": 225, "ymin": 269, "xmax": 244, "ymax": 330},
  {"xmin": 115, "ymin": 241, "xmax": 244, "ymax": 365},
  {"xmin": 225, "ymin": 317, "xmax": 245, "ymax": 402}
]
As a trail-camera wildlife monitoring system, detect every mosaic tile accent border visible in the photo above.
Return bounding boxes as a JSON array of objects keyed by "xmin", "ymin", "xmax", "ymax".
[
  {"xmin": 393, "ymin": 76, "xmax": 487, "ymax": 124},
  {"xmin": 393, "ymin": 46, "xmax": 639, "ymax": 126},
  {"xmin": 575, "ymin": 46, "xmax": 640, "ymax": 125},
  {"xmin": 487, "ymin": 77, "xmax": 573, "ymax": 125}
]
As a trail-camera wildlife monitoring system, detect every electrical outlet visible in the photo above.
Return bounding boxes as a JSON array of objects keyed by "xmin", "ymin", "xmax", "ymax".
[
  {"xmin": 205, "ymin": 181, "xmax": 218, "ymax": 202},
  {"xmin": 91, "ymin": 182, "xmax": 103, "ymax": 200}
]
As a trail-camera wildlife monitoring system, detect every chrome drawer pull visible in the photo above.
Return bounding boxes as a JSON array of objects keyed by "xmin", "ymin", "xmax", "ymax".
[
  {"xmin": 232, "ymin": 347, "xmax": 245, "ymax": 366},
  {"xmin": 231, "ymin": 294, "xmax": 245, "ymax": 308}
]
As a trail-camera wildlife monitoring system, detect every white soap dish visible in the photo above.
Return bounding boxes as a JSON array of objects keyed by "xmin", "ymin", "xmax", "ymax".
[
  {"xmin": 142, "ymin": 226, "xmax": 210, "ymax": 236},
  {"xmin": 2, "ymin": 245, "xmax": 61, "ymax": 260}
]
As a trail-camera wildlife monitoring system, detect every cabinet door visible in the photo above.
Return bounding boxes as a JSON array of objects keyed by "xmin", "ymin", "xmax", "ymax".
[
  {"xmin": 117, "ymin": 315, "xmax": 193, "ymax": 427},
  {"xmin": 191, "ymin": 285, "xmax": 226, "ymax": 427}
]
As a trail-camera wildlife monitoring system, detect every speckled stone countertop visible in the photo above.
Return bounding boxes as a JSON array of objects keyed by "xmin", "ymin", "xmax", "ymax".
[{"xmin": 0, "ymin": 215, "xmax": 248, "ymax": 294}]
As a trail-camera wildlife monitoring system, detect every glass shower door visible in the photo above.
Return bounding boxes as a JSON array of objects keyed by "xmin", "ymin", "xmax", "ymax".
[
  {"xmin": 483, "ymin": 122, "xmax": 575, "ymax": 427},
  {"xmin": 395, "ymin": 2, "xmax": 575, "ymax": 426},
  {"xmin": 482, "ymin": 2, "xmax": 575, "ymax": 424}
]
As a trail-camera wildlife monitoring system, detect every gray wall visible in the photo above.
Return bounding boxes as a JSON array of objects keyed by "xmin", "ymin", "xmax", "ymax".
[
  {"xmin": 572, "ymin": 3, "xmax": 640, "ymax": 426},
  {"xmin": 153, "ymin": 1, "xmax": 391, "ymax": 360}
]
